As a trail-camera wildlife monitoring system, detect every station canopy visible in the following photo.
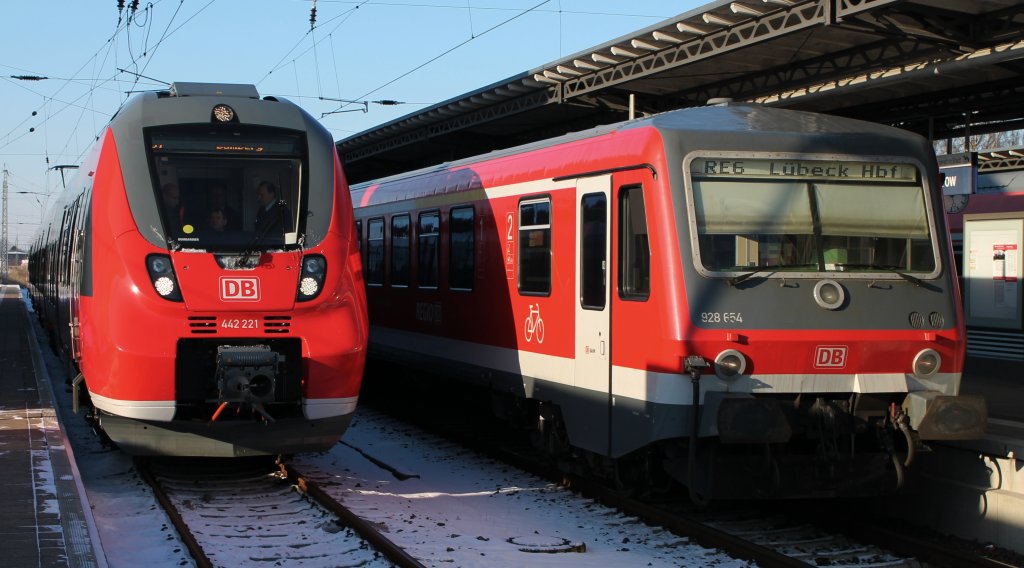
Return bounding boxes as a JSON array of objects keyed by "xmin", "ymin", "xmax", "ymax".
[{"xmin": 338, "ymin": 0, "xmax": 1024, "ymax": 183}]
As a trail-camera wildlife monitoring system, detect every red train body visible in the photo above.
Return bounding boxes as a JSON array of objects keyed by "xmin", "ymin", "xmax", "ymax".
[
  {"xmin": 352, "ymin": 104, "xmax": 986, "ymax": 499},
  {"xmin": 29, "ymin": 83, "xmax": 368, "ymax": 457}
]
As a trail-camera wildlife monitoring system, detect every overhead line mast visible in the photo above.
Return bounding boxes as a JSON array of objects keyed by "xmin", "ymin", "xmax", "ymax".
[{"xmin": 1, "ymin": 167, "xmax": 8, "ymax": 281}]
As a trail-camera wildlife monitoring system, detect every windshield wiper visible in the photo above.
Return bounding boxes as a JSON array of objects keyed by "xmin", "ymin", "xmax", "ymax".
[
  {"xmin": 728, "ymin": 263, "xmax": 818, "ymax": 286},
  {"xmin": 239, "ymin": 206, "xmax": 288, "ymax": 268},
  {"xmin": 833, "ymin": 263, "xmax": 924, "ymax": 286}
]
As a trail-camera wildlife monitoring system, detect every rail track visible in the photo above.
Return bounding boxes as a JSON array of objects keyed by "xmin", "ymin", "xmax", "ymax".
[
  {"xmin": 136, "ymin": 456, "xmax": 424, "ymax": 568},
  {"xmin": 359, "ymin": 373, "xmax": 1018, "ymax": 568}
]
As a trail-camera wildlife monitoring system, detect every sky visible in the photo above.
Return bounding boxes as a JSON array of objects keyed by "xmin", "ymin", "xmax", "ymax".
[{"xmin": 0, "ymin": 0, "xmax": 706, "ymax": 248}]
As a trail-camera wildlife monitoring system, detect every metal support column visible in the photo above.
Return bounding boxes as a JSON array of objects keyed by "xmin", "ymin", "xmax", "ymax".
[{"xmin": 1, "ymin": 167, "xmax": 9, "ymax": 282}]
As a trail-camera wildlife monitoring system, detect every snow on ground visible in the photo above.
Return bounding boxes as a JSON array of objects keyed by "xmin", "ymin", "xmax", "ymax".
[{"xmin": 296, "ymin": 410, "xmax": 750, "ymax": 567}]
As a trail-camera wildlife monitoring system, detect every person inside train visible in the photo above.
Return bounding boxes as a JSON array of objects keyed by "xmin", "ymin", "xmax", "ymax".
[
  {"xmin": 208, "ymin": 182, "xmax": 241, "ymax": 231},
  {"xmin": 254, "ymin": 180, "xmax": 292, "ymax": 235},
  {"xmin": 159, "ymin": 182, "xmax": 187, "ymax": 235},
  {"xmin": 207, "ymin": 208, "xmax": 228, "ymax": 233}
]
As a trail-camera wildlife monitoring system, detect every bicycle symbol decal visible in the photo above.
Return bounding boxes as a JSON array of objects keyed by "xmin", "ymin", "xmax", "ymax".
[{"xmin": 524, "ymin": 303, "xmax": 545, "ymax": 344}]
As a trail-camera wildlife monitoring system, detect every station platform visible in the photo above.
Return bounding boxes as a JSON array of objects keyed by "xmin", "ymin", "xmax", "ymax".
[
  {"xmin": 962, "ymin": 357, "xmax": 1021, "ymax": 422},
  {"xmin": 0, "ymin": 284, "xmax": 101, "ymax": 567},
  {"xmin": 960, "ymin": 357, "xmax": 1024, "ymax": 459}
]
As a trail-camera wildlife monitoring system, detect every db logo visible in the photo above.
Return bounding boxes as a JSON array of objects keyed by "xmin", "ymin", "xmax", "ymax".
[
  {"xmin": 220, "ymin": 277, "xmax": 260, "ymax": 302},
  {"xmin": 814, "ymin": 345, "xmax": 848, "ymax": 368}
]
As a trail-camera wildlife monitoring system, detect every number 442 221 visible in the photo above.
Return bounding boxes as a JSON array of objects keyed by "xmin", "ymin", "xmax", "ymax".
[{"xmin": 221, "ymin": 319, "xmax": 258, "ymax": 329}]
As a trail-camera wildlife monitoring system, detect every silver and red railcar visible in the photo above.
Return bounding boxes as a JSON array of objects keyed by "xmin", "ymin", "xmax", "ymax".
[
  {"xmin": 28, "ymin": 82, "xmax": 368, "ymax": 457},
  {"xmin": 352, "ymin": 103, "xmax": 986, "ymax": 499}
]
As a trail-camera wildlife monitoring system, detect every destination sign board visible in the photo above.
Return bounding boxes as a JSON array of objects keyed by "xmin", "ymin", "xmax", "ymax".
[{"xmin": 691, "ymin": 158, "xmax": 918, "ymax": 182}]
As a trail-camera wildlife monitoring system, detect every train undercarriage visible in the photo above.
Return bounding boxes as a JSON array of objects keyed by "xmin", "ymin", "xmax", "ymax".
[{"xmin": 498, "ymin": 389, "xmax": 986, "ymax": 501}]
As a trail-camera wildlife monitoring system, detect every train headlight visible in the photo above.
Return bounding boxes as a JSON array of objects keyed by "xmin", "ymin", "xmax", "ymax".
[
  {"xmin": 714, "ymin": 349, "xmax": 746, "ymax": 380},
  {"xmin": 299, "ymin": 277, "xmax": 319, "ymax": 296},
  {"xmin": 145, "ymin": 254, "xmax": 183, "ymax": 302},
  {"xmin": 211, "ymin": 104, "xmax": 236, "ymax": 123},
  {"xmin": 912, "ymin": 348, "xmax": 941, "ymax": 379},
  {"xmin": 303, "ymin": 256, "xmax": 325, "ymax": 274},
  {"xmin": 154, "ymin": 276, "xmax": 176, "ymax": 296},
  {"xmin": 296, "ymin": 254, "xmax": 326, "ymax": 301},
  {"xmin": 813, "ymin": 279, "xmax": 845, "ymax": 310},
  {"xmin": 149, "ymin": 256, "xmax": 171, "ymax": 273}
]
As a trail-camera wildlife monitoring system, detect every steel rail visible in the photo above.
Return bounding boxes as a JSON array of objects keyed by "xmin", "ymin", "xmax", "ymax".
[
  {"xmin": 135, "ymin": 458, "xmax": 213, "ymax": 568},
  {"xmin": 279, "ymin": 461, "xmax": 426, "ymax": 568}
]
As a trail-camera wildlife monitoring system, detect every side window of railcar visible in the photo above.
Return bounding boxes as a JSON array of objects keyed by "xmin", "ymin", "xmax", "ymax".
[
  {"xmin": 355, "ymin": 219, "xmax": 362, "ymax": 256},
  {"xmin": 391, "ymin": 214, "xmax": 411, "ymax": 287},
  {"xmin": 449, "ymin": 206, "xmax": 475, "ymax": 291},
  {"xmin": 59, "ymin": 207, "xmax": 74, "ymax": 289},
  {"xmin": 518, "ymin": 198, "xmax": 551, "ymax": 295},
  {"xmin": 366, "ymin": 218, "xmax": 384, "ymax": 286},
  {"xmin": 619, "ymin": 186, "xmax": 651, "ymax": 300},
  {"xmin": 581, "ymin": 193, "xmax": 607, "ymax": 309},
  {"xmin": 417, "ymin": 211, "xmax": 440, "ymax": 289}
]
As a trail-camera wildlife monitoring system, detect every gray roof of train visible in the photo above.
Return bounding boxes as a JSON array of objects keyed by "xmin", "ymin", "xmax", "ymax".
[{"xmin": 351, "ymin": 103, "xmax": 932, "ymax": 189}]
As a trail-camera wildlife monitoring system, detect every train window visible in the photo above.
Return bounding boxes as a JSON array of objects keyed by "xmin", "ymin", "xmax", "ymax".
[
  {"xmin": 518, "ymin": 198, "xmax": 551, "ymax": 295},
  {"xmin": 355, "ymin": 219, "xmax": 362, "ymax": 258},
  {"xmin": 581, "ymin": 193, "xmax": 607, "ymax": 309},
  {"xmin": 146, "ymin": 127, "xmax": 304, "ymax": 250},
  {"xmin": 366, "ymin": 218, "xmax": 384, "ymax": 286},
  {"xmin": 391, "ymin": 214, "xmax": 411, "ymax": 287},
  {"xmin": 814, "ymin": 182, "xmax": 935, "ymax": 272},
  {"xmin": 619, "ymin": 186, "xmax": 650, "ymax": 300},
  {"xmin": 690, "ymin": 157, "xmax": 937, "ymax": 278},
  {"xmin": 449, "ymin": 207, "xmax": 475, "ymax": 291},
  {"xmin": 417, "ymin": 211, "xmax": 440, "ymax": 289}
]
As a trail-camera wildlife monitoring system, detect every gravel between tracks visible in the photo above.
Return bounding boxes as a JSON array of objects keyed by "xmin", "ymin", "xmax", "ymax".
[{"xmin": 293, "ymin": 409, "xmax": 749, "ymax": 567}]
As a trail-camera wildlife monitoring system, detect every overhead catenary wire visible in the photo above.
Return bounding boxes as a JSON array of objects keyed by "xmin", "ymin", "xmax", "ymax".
[
  {"xmin": 310, "ymin": 1, "xmax": 666, "ymax": 20},
  {"xmin": 334, "ymin": 0, "xmax": 554, "ymax": 112},
  {"xmin": 256, "ymin": 1, "xmax": 370, "ymax": 87},
  {"xmin": 0, "ymin": 0, "xmax": 215, "ymax": 227},
  {"xmin": 4, "ymin": 1, "xmax": 669, "ymax": 191},
  {"xmin": 0, "ymin": 1, "xmax": 167, "ymax": 154}
]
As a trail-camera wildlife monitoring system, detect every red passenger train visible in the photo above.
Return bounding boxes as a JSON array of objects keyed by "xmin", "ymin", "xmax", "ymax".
[
  {"xmin": 28, "ymin": 82, "xmax": 368, "ymax": 457},
  {"xmin": 352, "ymin": 103, "xmax": 987, "ymax": 499}
]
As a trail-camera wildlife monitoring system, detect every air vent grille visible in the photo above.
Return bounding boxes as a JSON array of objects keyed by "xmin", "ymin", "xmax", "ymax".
[
  {"xmin": 188, "ymin": 316, "xmax": 217, "ymax": 334},
  {"xmin": 187, "ymin": 315, "xmax": 293, "ymax": 334},
  {"xmin": 264, "ymin": 315, "xmax": 292, "ymax": 334}
]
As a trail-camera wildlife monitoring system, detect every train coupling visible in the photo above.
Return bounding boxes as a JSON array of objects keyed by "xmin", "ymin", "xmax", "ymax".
[
  {"xmin": 702, "ymin": 392, "xmax": 793, "ymax": 444},
  {"xmin": 902, "ymin": 390, "xmax": 987, "ymax": 440},
  {"xmin": 215, "ymin": 345, "xmax": 281, "ymax": 404}
]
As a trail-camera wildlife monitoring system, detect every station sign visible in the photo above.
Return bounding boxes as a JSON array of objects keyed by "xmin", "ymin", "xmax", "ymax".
[{"xmin": 938, "ymin": 152, "xmax": 976, "ymax": 196}]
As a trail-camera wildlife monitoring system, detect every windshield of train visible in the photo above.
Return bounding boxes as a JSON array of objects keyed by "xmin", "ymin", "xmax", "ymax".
[
  {"xmin": 688, "ymin": 157, "xmax": 937, "ymax": 278},
  {"xmin": 147, "ymin": 127, "xmax": 305, "ymax": 250}
]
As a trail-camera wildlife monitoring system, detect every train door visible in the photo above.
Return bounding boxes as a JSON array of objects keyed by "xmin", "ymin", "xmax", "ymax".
[
  {"xmin": 67, "ymin": 191, "xmax": 90, "ymax": 361},
  {"xmin": 575, "ymin": 175, "xmax": 612, "ymax": 449},
  {"xmin": 609, "ymin": 169, "xmax": 655, "ymax": 458}
]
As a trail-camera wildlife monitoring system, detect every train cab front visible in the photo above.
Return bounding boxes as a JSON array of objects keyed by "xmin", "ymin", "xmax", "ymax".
[
  {"xmin": 674, "ymin": 154, "xmax": 988, "ymax": 498},
  {"xmin": 682, "ymin": 338, "xmax": 988, "ymax": 499},
  {"xmin": 105, "ymin": 242, "xmax": 367, "ymax": 458},
  {"xmin": 95, "ymin": 115, "xmax": 367, "ymax": 457}
]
